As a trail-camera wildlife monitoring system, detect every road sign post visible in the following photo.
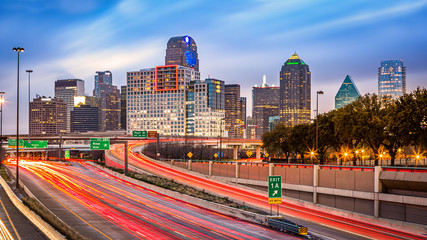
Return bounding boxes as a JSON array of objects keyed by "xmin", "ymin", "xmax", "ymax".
[
  {"xmin": 64, "ymin": 150, "xmax": 70, "ymax": 160},
  {"xmin": 90, "ymin": 138, "xmax": 110, "ymax": 150},
  {"xmin": 268, "ymin": 175, "xmax": 282, "ymax": 215}
]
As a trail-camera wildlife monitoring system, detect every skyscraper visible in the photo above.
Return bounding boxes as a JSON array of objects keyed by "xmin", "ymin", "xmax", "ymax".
[
  {"xmin": 252, "ymin": 75, "xmax": 280, "ymax": 139},
  {"xmin": 335, "ymin": 75, "xmax": 361, "ymax": 109},
  {"xmin": 93, "ymin": 71, "xmax": 112, "ymax": 97},
  {"xmin": 378, "ymin": 60, "xmax": 406, "ymax": 100},
  {"xmin": 29, "ymin": 97, "xmax": 67, "ymax": 135},
  {"xmin": 279, "ymin": 53, "xmax": 311, "ymax": 127},
  {"xmin": 126, "ymin": 65, "xmax": 224, "ymax": 137},
  {"xmin": 120, "ymin": 85, "xmax": 127, "ymax": 130},
  {"xmin": 225, "ymin": 84, "xmax": 245, "ymax": 138},
  {"xmin": 72, "ymin": 96, "xmax": 101, "ymax": 132},
  {"xmin": 93, "ymin": 71, "xmax": 121, "ymax": 131},
  {"xmin": 165, "ymin": 36, "xmax": 199, "ymax": 71},
  {"xmin": 54, "ymin": 79, "xmax": 85, "ymax": 133}
]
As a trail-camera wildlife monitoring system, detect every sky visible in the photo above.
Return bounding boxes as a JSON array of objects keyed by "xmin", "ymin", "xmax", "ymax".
[{"xmin": 1, "ymin": 0, "xmax": 427, "ymax": 134}]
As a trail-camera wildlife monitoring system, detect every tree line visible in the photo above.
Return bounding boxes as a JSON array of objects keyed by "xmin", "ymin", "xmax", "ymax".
[{"xmin": 262, "ymin": 88, "xmax": 427, "ymax": 166}]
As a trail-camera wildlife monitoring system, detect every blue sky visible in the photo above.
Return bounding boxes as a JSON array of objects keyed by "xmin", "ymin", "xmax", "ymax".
[{"xmin": 1, "ymin": 0, "xmax": 427, "ymax": 134}]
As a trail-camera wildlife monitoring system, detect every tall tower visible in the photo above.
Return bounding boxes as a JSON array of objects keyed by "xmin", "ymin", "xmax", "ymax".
[
  {"xmin": 252, "ymin": 76, "xmax": 280, "ymax": 139},
  {"xmin": 93, "ymin": 71, "xmax": 112, "ymax": 97},
  {"xmin": 30, "ymin": 97, "xmax": 67, "ymax": 135},
  {"xmin": 279, "ymin": 53, "xmax": 311, "ymax": 127},
  {"xmin": 335, "ymin": 75, "xmax": 361, "ymax": 109},
  {"xmin": 165, "ymin": 36, "xmax": 199, "ymax": 71},
  {"xmin": 225, "ymin": 84, "xmax": 245, "ymax": 138},
  {"xmin": 93, "ymin": 71, "xmax": 120, "ymax": 131},
  {"xmin": 54, "ymin": 79, "xmax": 85, "ymax": 133},
  {"xmin": 378, "ymin": 60, "xmax": 406, "ymax": 100}
]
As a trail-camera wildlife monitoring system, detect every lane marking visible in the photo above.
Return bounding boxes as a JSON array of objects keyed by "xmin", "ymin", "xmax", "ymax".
[{"xmin": 0, "ymin": 193, "xmax": 20, "ymax": 240}]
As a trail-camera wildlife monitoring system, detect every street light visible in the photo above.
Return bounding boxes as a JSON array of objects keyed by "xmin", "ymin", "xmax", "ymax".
[
  {"xmin": 26, "ymin": 70, "xmax": 32, "ymax": 143},
  {"xmin": 315, "ymin": 90, "xmax": 324, "ymax": 151},
  {"xmin": 0, "ymin": 92, "xmax": 4, "ymax": 164},
  {"xmin": 13, "ymin": 47, "xmax": 24, "ymax": 189}
]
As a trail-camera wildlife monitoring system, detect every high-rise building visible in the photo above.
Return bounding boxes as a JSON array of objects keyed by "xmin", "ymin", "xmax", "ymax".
[
  {"xmin": 92, "ymin": 71, "xmax": 121, "ymax": 131},
  {"xmin": 225, "ymin": 84, "xmax": 245, "ymax": 138},
  {"xmin": 127, "ymin": 65, "xmax": 224, "ymax": 136},
  {"xmin": 54, "ymin": 79, "xmax": 85, "ymax": 133},
  {"xmin": 72, "ymin": 96, "xmax": 101, "ymax": 132},
  {"xmin": 165, "ymin": 36, "xmax": 199, "ymax": 71},
  {"xmin": 335, "ymin": 75, "xmax": 361, "ymax": 109},
  {"xmin": 378, "ymin": 60, "xmax": 406, "ymax": 100},
  {"xmin": 120, "ymin": 86, "xmax": 127, "ymax": 130},
  {"xmin": 29, "ymin": 97, "xmax": 67, "ymax": 135},
  {"xmin": 279, "ymin": 53, "xmax": 311, "ymax": 127},
  {"xmin": 93, "ymin": 71, "xmax": 112, "ymax": 97},
  {"xmin": 252, "ymin": 75, "xmax": 280, "ymax": 139},
  {"xmin": 246, "ymin": 116, "xmax": 256, "ymax": 139}
]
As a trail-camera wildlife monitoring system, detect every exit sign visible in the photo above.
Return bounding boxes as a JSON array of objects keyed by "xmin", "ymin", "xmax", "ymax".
[
  {"xmin": 268, "ymin": 176, "xmax": 282, "ymax": 204},
  {"xmin": 132, "ymin": 131, "xmax": 147, "ymax": 138}
]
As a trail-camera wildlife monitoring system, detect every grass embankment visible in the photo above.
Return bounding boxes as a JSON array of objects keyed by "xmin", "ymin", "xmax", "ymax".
[
  {"xmin": 104, "ymin": 165, "xmax": 266, "ymax": 215},
  {"xmin": 0, "ymin": 166, "xmax": 11, "ymax": 181}
]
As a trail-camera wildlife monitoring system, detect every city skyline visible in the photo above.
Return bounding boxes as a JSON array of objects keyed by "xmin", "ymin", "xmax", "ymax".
[{"xmin": 1, "ymin": 0, "xmax": 427, "ymax": 134}]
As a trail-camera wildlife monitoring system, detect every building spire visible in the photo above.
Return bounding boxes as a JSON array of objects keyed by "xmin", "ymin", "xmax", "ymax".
[{"xmin": 289, "ymin": 52, "xmax": 300, "ymax": 59}]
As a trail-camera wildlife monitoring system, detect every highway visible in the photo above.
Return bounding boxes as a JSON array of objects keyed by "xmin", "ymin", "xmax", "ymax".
[
  {"xmin": 109, "ymin": 140, "xmax": 427, "ymax": 240},
  {"xmin": 13, "ymin": 161, "xmax": 298, "ymax": 240}
]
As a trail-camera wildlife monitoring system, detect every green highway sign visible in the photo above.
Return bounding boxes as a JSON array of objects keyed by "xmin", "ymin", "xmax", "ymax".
[
  {"xmin": 268, "ymin": 176, "xmax": 282, "ymax": 204},
  {"xmin": 90, "ymin": 138, "xmax": 110, "ymax": 150},
  {"xmin": 8, "ymin": 139, "xmax": 24, "ymax": 148},
  {"xmin": 132, "ymin": 131, "xmax": 147, "ymax": 138},
  {"xmin": 64, "ymin": 150, "xmax": 70, "ymax": 159},
  {"xmin": 24, "ymin": 140, "xmax": 47, "ymax": 149}
]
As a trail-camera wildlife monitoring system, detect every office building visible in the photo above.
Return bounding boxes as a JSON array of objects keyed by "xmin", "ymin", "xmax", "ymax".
[
  {"xmin": 72, "ymin": 96, "xmax": 101, "ymax": 132},
  {"xmin": 92, "ymin": 71, "xmax": 121, "ymax": 131},
  {"xmin": 127, "ymin": 65, "xmax": 224, "ymax": 136},
  {"xmin": 378, "ymin": 60, "xmax": 406, "ymax": 100},
  {"xmin": 165, "ymin": 36, "xmax": 199, "ymax": 71},
  {"xmin": 120, "ymin": 85, "xmax": 127, "ymax": 130},
  {"xmin": 335, "ymin": 75, "xmax": 361, "ymax": 109},
  {"xmin": 29, "ymin": 97, "xmax": 67, "ymax": 135},
  {"xmin": 269, "ymin": 116, "xmax": 281, "ymax": 131},
  {"xmin": 246, "ymin": 116, "xmax": 256, "ymax": 139},
  {"xmin": 279, "ymin": 53, "xmax": 311, "ymax": 127},
  {"xmin": 225, "ymin": 84, "xmax": 245, "ymax": 138},
  {"xmin": 94, "ymin": 71, "xmax": 112, "ymax": 98},
  {"xmin": 54, "ymin": 79, "xmax": 85, "ymax": 133},
  {"xmin": 252, "ymin": 75, "xmax": 280, "ymax": 139}
]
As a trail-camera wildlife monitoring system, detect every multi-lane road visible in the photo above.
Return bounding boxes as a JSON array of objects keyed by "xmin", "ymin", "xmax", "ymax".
[
  {"xmin": 108, "ymin": 140, "xmax": 427, "ymax": 240},
  {"xmin": 11, "ymin": 161, "xmax": 298, "ymax": 239}
]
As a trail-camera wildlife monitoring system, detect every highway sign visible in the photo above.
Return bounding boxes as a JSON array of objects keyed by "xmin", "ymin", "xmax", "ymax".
[
  {"xmin": 64, "ymin": 150, "xmax": 70, "ymax": 159},
  {"xmin": 24, "ymin": 140, "xmax": 47, "ymax": 149},
  {"xmin": 187, "ymin": 152, "xmax": 193, "ymax": 158},
  {"xmin": 265, "ymin": 153, "xmax": 269, "ymax": 158},
  {"xmin": 214, "ymin": 153, "xmax": 218, "ymax": 158},
  {"xmin": 132, "ymin": 131, "xmax": 147, "ymax": 138},
  {"xmin": 8, "ymin": 139, "xmax": 24, "ymax": 148},
  {"xmin": 268, "ymin": 176, "xmax": 282, "ymax": 204},
  {"xmin": 246, "ymin": 150, "xmax": 253, "ymax": 157},
  {"xmin": 147, "ymin": 131, "xmax": 157, "ymax": 138},
  {"xmin": 90, "ymin": 138, "xmax": 110, "ymax": 150}
]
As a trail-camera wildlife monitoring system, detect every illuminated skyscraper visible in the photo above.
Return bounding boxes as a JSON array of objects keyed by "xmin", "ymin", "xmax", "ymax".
[
  {"xmin": 335, "ymin": 75, "xmax": 361, "ymax": 109},
  {"xmin": 54, "ymin": 79, "xmax": 85, "ymax": 133},
  {"xmin": 225, "ymin": 84, "xmax": 245, "ymax": 138},
  {"xmin": 378, "ymin": 60, "xmax": 406, "ymax": 100},
  {"xmin": 165, "ymin": 36, "xmax": 199, "ymax": 71},
  {"xmin": 29, "ymin": 97, "xmax": 67, "ymax": 135},
  {"xmin": 279, "ymin": 53, "xmax": 311, "ymax": 126},
  {"xmin": 252, "ymin": 75, "xmax": 280, "ymax": 139},
  {"xmin": 93, "ymin": 71, "xmax": 112, "ymax": 97}
]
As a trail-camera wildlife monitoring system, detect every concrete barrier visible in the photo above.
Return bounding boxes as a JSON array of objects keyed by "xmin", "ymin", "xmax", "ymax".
[{"xmin": 0, "ymin": 170, "xmax": 65, "ymax": 240}]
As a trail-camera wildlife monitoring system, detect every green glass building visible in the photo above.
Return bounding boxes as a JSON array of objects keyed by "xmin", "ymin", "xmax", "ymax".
[{"xmin": 335, "ymin": 75, "xmax": 361, "ymax": 109}]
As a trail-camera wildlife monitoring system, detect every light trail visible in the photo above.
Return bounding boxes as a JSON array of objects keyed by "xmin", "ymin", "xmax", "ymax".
[
  {"xmin": 18, "ymin": 161, "xmax": 296, "ymax": 240},
  {"xmin": 110, "ymin": 140, "xmax": 427, "ymax": 240}
]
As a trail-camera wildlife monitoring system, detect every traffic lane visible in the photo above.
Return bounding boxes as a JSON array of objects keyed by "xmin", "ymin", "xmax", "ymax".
[
  {"xmin": 22, "ymin": 162, "xmax": 299, "ymax": 240},
  {"xmin": 119, "ymin": 143, "xmax": 424, "ymax": 240},
  {"xmin": 0, "ymin": 179, "xmax": 48, "ymax": 240},
  {"xmin": 9, "ymin": 164, "xmax": 135, "ymax": 240}
]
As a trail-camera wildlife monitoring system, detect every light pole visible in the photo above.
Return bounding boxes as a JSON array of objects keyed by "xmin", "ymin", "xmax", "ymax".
[
  {"xmin": 13, "ymin": 47, "xmax": 24, "ymax": 189},
  {"xmin": 315, "ymin": 91, "xmax": 324, "ymax": 151},
  {"xmin": 0, "ymin": 92, "xmax": 4, "ymax": 164},
  {"xmin": 26, "ymin": 70, "xmax": 32, "ymax": 143}
]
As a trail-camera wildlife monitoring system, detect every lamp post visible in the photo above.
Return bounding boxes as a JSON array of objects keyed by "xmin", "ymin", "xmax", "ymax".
[
  {"xmin": 0, "ymin": 92, "xmax": 4, "ymax": 164},
  {"xmin": 26, "ymin": 70, "xmax": 32, "ymax": 143},
  {"xmin": 13, "ymin": 47, "xmax": 24, "ymax": 189},
  {"xmin": 315, "ymin": 91, "xmax": 324, "ymax": 151}
]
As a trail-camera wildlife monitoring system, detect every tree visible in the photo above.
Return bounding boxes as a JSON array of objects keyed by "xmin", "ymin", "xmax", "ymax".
[
  {"xmin": 289, "ymin": 124, "xmax": 312, "ymax": 162},
  {"xmin": 316, "ymin": 111, "xmax": 337, "ymax": 164},
  {"xmin": 261, "ymin": 124, "xmax": 292, "ymax": 160}
]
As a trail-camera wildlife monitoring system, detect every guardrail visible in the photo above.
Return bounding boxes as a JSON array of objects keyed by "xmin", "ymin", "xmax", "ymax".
[{"xmin": 267, "ymin": 217, "xmax": 308, "ymax": 236}]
